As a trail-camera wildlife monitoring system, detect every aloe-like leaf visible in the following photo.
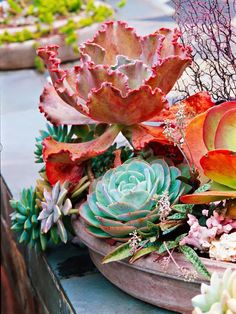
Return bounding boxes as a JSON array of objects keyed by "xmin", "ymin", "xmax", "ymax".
[
  {"xmin": 31, "ymin": 214, "xmax": 38, "ymax": 225},
  {"xmin": 163, "ymin": 224, "xmax": 182, "ymax": 234},
  {"xmin": 9, "ymin": 200, "xmax": 18, "ymax": 209},
  {"xmin": 32, "ymin": 228, "xmax": 39, "ymax": 240},
  {"xmin": 102, "ymin": 242, "xmax": 132, "ymax": 264},
  {"xmin": 179, "ymin": 245, "xmax": 211, "ymax": 279},
  {"xmin": 129, "ymin": 244, "xmax": 160, "ymax": 263},
  {"xmin": 15, "ymin": 213, "xmax": 27, "ymax": 223},
  {"xmin": 24, "ymin": 218, "xmax": 32, "ymax": 230}
]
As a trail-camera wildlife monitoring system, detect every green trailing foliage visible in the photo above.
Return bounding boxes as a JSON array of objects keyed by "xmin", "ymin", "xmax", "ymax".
[
  {"xmin": 10, "ymin": 187, "xmax": 48, "ymax": 251},
  {"xmin": 179, "ymin": 245, "xmax": 211, "ymax": 279}
]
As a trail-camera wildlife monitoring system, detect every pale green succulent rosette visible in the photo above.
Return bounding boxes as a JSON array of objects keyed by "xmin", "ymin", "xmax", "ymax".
[
  {"xmin": 79, "ymin": 158, "xmax": 190, "ymax": 239},
  {"xmin": 192, "ymin": 268, "xmax": 236, "ymax": 314}
]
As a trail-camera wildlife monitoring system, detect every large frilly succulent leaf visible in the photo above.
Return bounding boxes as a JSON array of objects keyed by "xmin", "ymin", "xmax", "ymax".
[
  {"xmin": 183, "ymin": 101, "xmax": 236, "ymax": 180},
  {"xmin": 39, "ymin": 83, "xmax": 96, "ymax": 126},
  {"xmin": 43, "ymin": 125, "xmax": 121, "ymax": 185},
  {"xmin": 37, "ymin": 21, "xmax": 192, "ymax": 127},
  {"xmin": 87, "ymin": 84, "xmax": 167, "ymax": 125},
  {"xmin": 214, "ymin": 108, "xmax": 236, "ymax": 151},
  {"xmin": 130, "ymin": 124, "xmax": 170, "ymax": 150}
]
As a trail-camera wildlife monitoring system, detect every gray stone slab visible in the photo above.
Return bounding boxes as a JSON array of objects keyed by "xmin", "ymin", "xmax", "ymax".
[{"xmin": 46, "ymin": 243, "xmax": 176, "ymax": 314}]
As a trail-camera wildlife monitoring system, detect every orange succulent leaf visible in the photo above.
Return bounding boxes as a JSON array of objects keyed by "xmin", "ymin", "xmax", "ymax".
[
  {"xmin": 131, "ymin": 124, "xmax": 170, "ymax": 150},
  {"xmin": 146, "ymin": 56, "xmax": 191, "ymax": 94},
  {"xmin": 214, "ymin": 107, "xmax": 236, "ymax": 151},
  {"xmin": 43, "ymin": 125, "xmax": 121, "ymax": 184},
  {"xmin": 84, "ymin": 21, "xmax": 142, "ymax": 66},
  {"xmin": 46, "ymin": 157, "xmax": 84, "ymax": 186},
  {"xmin": 181, "ymin": 191, "xmax": 236, "ymax": 204},
  {"xmin": 183, "ymin": 111, "xmax": 208, "ymax": 174},
  {"xmin": 200, "ymin": 150, "xmax": 236, "ymax": 189},
  {"xmin": 43, "ymin": 125, "xmax": 121, "ymax": 163},
  {"xmin": 150, "ymin": 92, "xmax": 213, "ymax": 123},
  {"xmin": 87, "ymin": 84, "xmax": 167, "ymax": 125},
  {"xmin": 39, "ymin": 83, "xmax": 96, "ymax": 125},
  {"xmin": 203, "ymin": 101, "xmax": 236, "ymax": 150}
]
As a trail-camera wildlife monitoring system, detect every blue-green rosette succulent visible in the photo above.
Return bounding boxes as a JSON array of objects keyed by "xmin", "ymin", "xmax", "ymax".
[{"xmin": 80, "ymin": 158, "xmax": 190, "ymax": 239}]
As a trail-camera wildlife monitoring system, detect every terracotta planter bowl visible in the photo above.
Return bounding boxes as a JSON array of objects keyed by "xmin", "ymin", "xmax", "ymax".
[{"xmin": 73, "ymin": 219, "xmax": 235, "ymax": 314}]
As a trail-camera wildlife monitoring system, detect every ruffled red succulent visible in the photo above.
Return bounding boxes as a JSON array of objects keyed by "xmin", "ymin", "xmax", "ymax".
[
  {"xmin": 36, "ymin": 21, "xmax": 214, "ymax": 185},
  {"xmin": 38, "ymin": 22, "xmax": 192, "ymax": 127}
]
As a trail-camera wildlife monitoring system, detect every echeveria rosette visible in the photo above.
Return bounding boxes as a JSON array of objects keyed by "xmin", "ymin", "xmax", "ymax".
[
  {"xmin": 38, "ymin": 181, "xmax": 73, "ymax": 243},
  {"xmin": 181, "ymin": 101, "xmax": 236, "ymax": 205},
  {"xmin": 79, "ymin": 158, "xmax": 190, "ymax": 240},
  {"xmin": 192, "ymin": 268, "xmax": 236, "ymax": 314}
]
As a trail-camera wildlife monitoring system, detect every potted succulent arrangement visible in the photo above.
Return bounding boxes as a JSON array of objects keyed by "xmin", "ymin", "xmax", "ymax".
[
  {"xmin": 10, "ymin": 21, "xmax": 236, "ymax": 313},
  {"xmin": 0, "ymin": 0, "xmax": 115, "ymax": 70}
]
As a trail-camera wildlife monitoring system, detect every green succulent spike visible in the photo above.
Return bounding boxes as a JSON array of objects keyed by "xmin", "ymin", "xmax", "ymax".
[
  {"xmin": 80, "ymin": 158, "xmax": 191, "ymax": 239},
  {"xmin": 10, "ymin": 188, "xmax": 48, "ymax": 251}
]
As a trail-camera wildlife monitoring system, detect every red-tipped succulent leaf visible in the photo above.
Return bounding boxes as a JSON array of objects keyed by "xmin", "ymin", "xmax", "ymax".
[{"xmin": 43, "ymin": 125, "xmax": 121, "ymax": 185}]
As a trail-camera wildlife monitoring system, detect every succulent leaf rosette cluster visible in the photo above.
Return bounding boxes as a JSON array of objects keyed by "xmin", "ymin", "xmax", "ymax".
[
  {"xmin": 192, "ymin": 268, "xmax": 236, "ymax": 314},
  {"xmin": 36, "ymin": 21, "xmax": 213, "ymax": 186},
  {"xmin": 38, "ymin": 181, "xmax": 73, "ymax": 243},
  {"xmin": 79, "ymin": 158, "xmax": 190, "ymax": 239}
]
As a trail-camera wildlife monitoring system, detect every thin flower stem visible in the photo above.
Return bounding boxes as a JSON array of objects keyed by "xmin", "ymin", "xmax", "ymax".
[
  {"xmin": 68, "ymin": 209, "xmax": 79, "ymax": 215},
  {"xmin": 71, "ymin": 181, "xmax": 90, "ymax": 199},
  {"xmin": 163, "ymin": 241, "xmax": 180, "ymax": 270},
  {"xmin": 179, "ymin": 129, "xmax": 196, "ymax": 173}
]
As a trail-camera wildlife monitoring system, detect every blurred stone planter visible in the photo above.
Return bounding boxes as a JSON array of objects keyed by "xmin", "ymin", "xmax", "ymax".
[
  {"xmin": 73, "ymin": 219, "xmax": 235, "ymax": 314},
  {"xmin": 0, "ymin": 18, "xmax": 100, "ymax": 70}
]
